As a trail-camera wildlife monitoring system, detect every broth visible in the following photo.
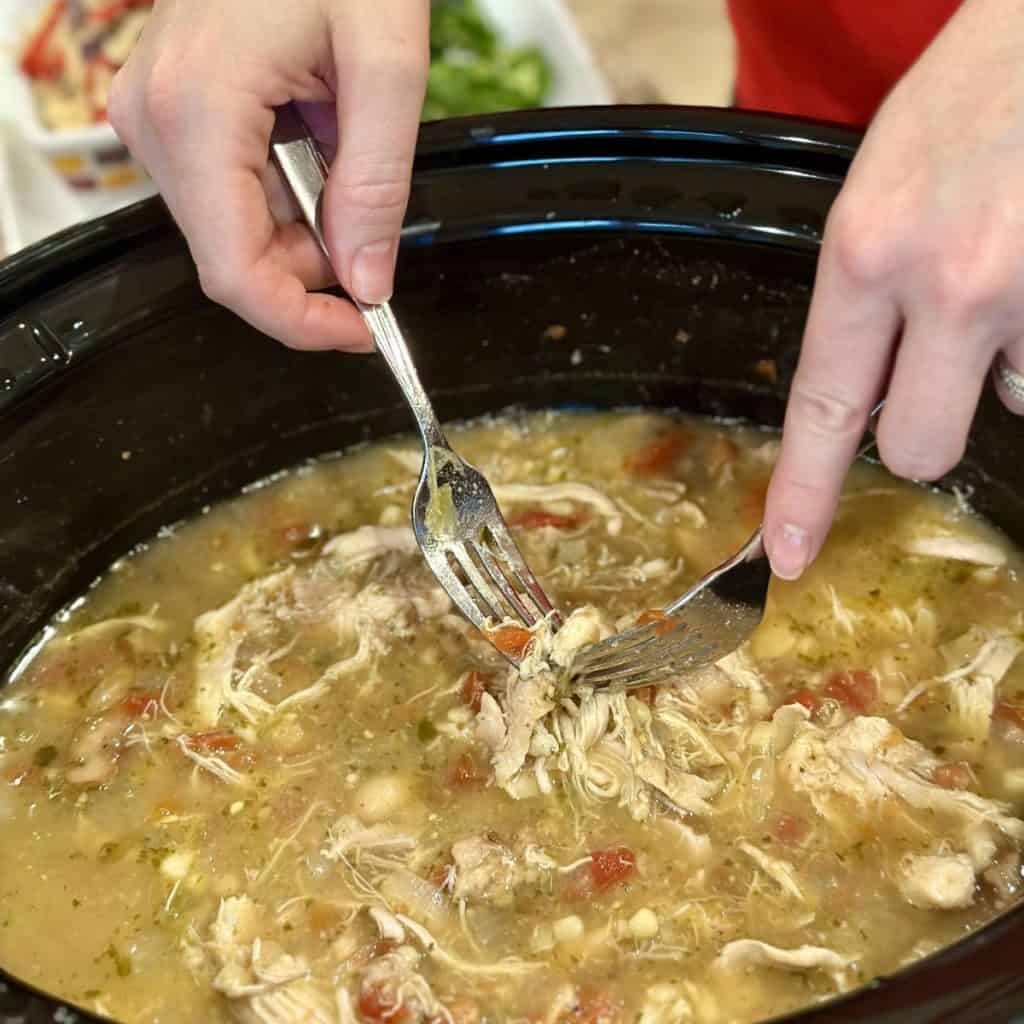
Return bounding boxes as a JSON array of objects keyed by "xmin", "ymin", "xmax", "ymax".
[{"xmin": 2, "ymin": 409, "xmax": 1024, "ymax": 1024}]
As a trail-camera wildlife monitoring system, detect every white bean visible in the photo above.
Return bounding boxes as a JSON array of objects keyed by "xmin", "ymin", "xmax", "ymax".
[
  {"xmin": 353, "ymin": 773, "xmax": 410, "ymax": 822},
  {"xmin": 553, "ymin": 914, "xmax": 584, "ymax": 944},
  {"xmin": 628, "ymin": 907, "xmax": 659, "ymax": 940}
]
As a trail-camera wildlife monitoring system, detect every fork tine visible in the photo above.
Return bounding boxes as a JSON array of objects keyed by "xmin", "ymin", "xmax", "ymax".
[
  {"xmin": 486, "ymin": 522, "xmax": 562, "ymax": 628},
  {"xmin": 576, "ymin": 625, "xmax": 703, "ymax": 675},
  {"xmin": 471, "ymin": 541, "xmax": 538, "ymax": 626},
  {"xmin": 582, "ymin": 629, "xmax": 708, "ymax": 680},
  {"xmin": 570, "ymin": 622, "xmax": 663, "ymax": 668},
  {"xmin": 448, "ymin": 541, "xmax": 520, "ymax": 625},
  {"xmin": 420, "ymin": 547, "xmax": 490, "ymax": 633},
  {"xmin": 571, "ymin": 632, "xmax": 661, "ymax": 672},
  {"xmin": 579, "ymin": 642, "xmax": 717, "ymax": 690}
]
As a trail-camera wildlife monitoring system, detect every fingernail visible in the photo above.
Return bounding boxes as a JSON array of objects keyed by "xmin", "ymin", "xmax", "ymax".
[
  {"xmin": 351, "ymin": 239, "xmax": 396, "ymax": 305},
  {"xmin": 772, "ymin": 523, "xmax": 810, "ymax": 581}
]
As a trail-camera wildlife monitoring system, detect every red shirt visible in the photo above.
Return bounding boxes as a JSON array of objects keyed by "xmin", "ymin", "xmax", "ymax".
[{"xmin": 727, "ymin": 0, "xmax": 962, "ymax": 126}]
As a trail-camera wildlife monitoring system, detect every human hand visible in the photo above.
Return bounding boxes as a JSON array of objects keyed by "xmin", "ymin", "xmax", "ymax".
[
  {"xmin": 108, "ymin": 0, "xmax": 429, "ymax": 351},
  {"xmin": 763, "ymin": 0, "xmax": 1024, "ymax": 580}
]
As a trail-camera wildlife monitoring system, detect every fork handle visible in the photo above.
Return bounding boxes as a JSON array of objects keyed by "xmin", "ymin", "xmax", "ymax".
[{"xmin": 269, "ymin": 104, "xmax": 448, "ymax": 450}]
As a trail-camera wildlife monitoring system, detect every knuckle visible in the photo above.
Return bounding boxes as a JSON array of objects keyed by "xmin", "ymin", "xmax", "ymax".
[
  {"xmin": 788, "ymin": 384, "xmax": 866, "ymax": 442},
  {"xmin": 880, "ymin": 438, "xmax": 960, "ymax": 482},
  {"xmin": 106, "ymin": 70, "xmax": 132, "ymax": 139},
  {"xmin": 336, "ymin": 172, "xmax": 410, "ymax": 216},
  {"xmin": 929, "ymin": 241, "xmax": 1013, "ymax": 316},
  {"xmin": 825, "ymin": 193, "xmax": 899, "ymax": 286},
  {"xmin": 196, "ymin": 265, "xmax": 239, "ymax": 309},
  {"xmin": 142, "ymin": 60, "xmax": 187, "ymax": 134}
]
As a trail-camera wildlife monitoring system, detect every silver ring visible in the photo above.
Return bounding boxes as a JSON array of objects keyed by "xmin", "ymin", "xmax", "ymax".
[{"xmin": 995, "ymin": 353, "xmax": 1024, "ymax": 405}]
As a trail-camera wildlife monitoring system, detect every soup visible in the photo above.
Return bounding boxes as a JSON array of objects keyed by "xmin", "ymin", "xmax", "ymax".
[{"xmin": 2, "ymin": 409, "xmax": 1023, "ymax": 1024}]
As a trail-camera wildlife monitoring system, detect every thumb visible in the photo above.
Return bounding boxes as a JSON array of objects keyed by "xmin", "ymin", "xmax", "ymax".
[{"xmin": 320, "ymin": 5, "xmax": 429, "ymax": 305}]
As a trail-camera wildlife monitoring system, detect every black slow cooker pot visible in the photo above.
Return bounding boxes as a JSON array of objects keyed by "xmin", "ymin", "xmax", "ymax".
[{"xmin": 2, "ymin": 107, "xmax": 1024, "ymax": 1024}]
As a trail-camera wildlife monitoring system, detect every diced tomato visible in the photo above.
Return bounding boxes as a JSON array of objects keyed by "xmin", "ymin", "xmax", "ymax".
[
  {"xmin": 509, "ymin": 508, "xmax": 585, "ymax": 530},
  {"xmin": 770, "ymin": 813, "xmax": 807, "ymax": 847},
  {"xmin": 357, "ymin": 983, "xmax": 410, "ymax": 1023},
  {"xmin": 785, "ymin": 688, "xmax": 821, "ymax": 714},
  {"xmin": 559, "ymin": 990, "xmax": 624, "ymax": 1024},
  {"xmin": 588, "ymin": 847, "xmax": 637, "ymax": 893},
  {"xmin": 932, "ymin": 762, "xmax": 973, "ymax": 790},
  {"xmin": 995, "ymin": 700, "xmax": 1024, "ymax": 731},
  {"xmin": 636, "ymin": 609, "xmax": 678, "ymax": 637},
  {"xmin": 633, "ymin": 685, "xmax": 659, "ymax": 706},
  {"xmin": 624, "ymin": 431, "xmax": 691, "ymax": 476},
  {"xmin": 488, "ymin": 625, "xmax": 535, "ymax": 660},
  {"xmin": 19, "ymin": 1, "xmax": 65, "ymax": 79},
  {"xmin": 185, "ymin": 730, "xmax": 240, "ymax": 753},
  {"xmin": 275, "ymin": 521, "xmax": 322, "ymax": 551},
  {"xmin": 823, "ymin": 670, "xmax": 877, "ymax": 714},
  {"xmin": 740, "ymin": 477, "xmax": 770, "ymax": 529},
  {"xmin": 445, "ymin": 752, "xmax": 485, "ymax": 789},
  {"xmin": 460, "ymin": 671, "xmax": 487, "ymax": 713},
  {"xmin": 117, "ymin": 689, "xmax": 161, "ymax": 718}
]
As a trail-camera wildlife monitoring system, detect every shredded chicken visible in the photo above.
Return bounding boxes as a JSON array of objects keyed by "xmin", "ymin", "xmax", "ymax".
[
  {"xmin": 450, "ymin": 837, "xmax": 523, "ymax": 905},
  {"xmin": 190, "ymin": 527, "xmax": 451, "ymax": 729},
  {"xmin": 714, "ymin": 939, "xmax": 852, "ymax": 985},
  {"xmin": 897, "ymin": 854, "xmax": 976, "ymax": 910},
  {"xmin": 492, "ymin": 482, "xmax": 624, "ymax": 536},
  {"xmin": 781, "ymin": 716, "xmax": 1024, "ymax": 877},
  {"xmin": 902, "ymin": 534, "xmax": 1007, "ymax": 567},
  {"xmin": 195, "ymin": 898, "xmax": 336, "ymax": 1024}
]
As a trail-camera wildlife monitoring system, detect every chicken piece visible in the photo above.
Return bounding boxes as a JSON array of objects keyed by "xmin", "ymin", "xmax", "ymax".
[
  {"xmin": 638, "ymin": 984, "xmax": 694, "ymax": 1024},
  {"xmin": 321, "ymin": 525, "xmax": 418, "ymax": 567},
  {"xmin": 897, "ymin": 854, "xmax": 976, "ymax": 910},
  {"xmin": 660, "ymin": 820, "xmax": 712, "ymax": 865},
  {"xmin": 475, "ymin": 693, "xmax": 506, "ymax": 751},
  {"xmin": 200, "ymin": 898, "xmax": 335, "ymax": 1024},
  {"xmin": 485, "ymin": 673, "xmax": 556, "ymax": 787},
  {"xmin": 737, "ymin": 842, "xmax": 803, "ymax": 902},
  {"xmin": 359, "ymin": 947, "xmax": 449, "ymax": 1022},
  {"xmin": 714, "ymin": 939, "xmax": 852, "ymax": 984},
  {"xmin": 902, "ymin": 534, "xmax": 1007, "ymax": 567},
  {"xmin": 321, "ymin": 816, "xmax": 417, "ymax": 863},
  {"xmin": 898, "ymin": 629, "xmax": 1022, "ymax": 750},
  {"xmin": 216, "ymin": 949, "xmax": 334, "ymax": 1024},
  {"xmin": 450, "ymin": 837, "xmax": 524, "ymax": 905},
  {"xmin": 65, "ymin": 707, "xmax": 133, "ymax": 787},
  {"xmin": 549, "ymin": 605, "xmax": 610, "ymax": 668},
  {"xmin": 715, "ymin": 649, "xmax": 772, "ymax": 720},
  {"xmin": 780, "ymin": 716, "xmax": 1024, "ymax": 870},
  {"xmin": 492, "ymin": 482, "xmax": 624, "ymax": 536},
  {"xmin": 192, "ymin": 569, "xmax": 295, "ymax": 727}
]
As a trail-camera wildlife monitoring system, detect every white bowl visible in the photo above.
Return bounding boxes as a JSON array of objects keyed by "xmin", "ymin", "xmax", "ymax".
[
  {"xmin": 0, "ymin": 0, "xmax": 612, "ymax": 253},
  {"xmin": 0, "ymin": 0, "xmax": 152, "ymax": 195}
]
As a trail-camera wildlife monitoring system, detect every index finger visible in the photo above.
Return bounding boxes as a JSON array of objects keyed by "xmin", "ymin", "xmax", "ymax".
[{"xmin": 763, "ymin": 208, "xmax": 901, "ymax": 579}]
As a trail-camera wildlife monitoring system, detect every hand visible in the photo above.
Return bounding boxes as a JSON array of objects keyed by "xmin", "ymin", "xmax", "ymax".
[
  {"xmin": 763, "ymin": 0, "xmax": 1024, "ymax": 579},
  {"xmin": 109, "ymin": 0, "xmax": 429, "ymax": 351}
]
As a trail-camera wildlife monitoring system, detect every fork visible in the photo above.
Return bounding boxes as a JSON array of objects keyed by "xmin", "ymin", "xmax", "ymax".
[
  {"xmin": 570, "ymin": 402, "xmax": 885, "ymax": 691},
  {"xmin": 269, "ymin": 105, "xmax": 562, "ymax": 655}
]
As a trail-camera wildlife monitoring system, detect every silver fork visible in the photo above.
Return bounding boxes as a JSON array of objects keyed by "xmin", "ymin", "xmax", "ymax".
[
  {"xmin": 570, "ymin": 403, "xmax": 885, "ymax": 691},
  {"xmin": 270, "ymin": 105, "xmax": 562, "ymax": 654}
]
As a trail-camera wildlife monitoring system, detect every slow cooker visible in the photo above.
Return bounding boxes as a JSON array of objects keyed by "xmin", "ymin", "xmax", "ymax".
[{"xmin": 2, "ymin": 106, "xmax": 1023, "ymax": 1024}]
